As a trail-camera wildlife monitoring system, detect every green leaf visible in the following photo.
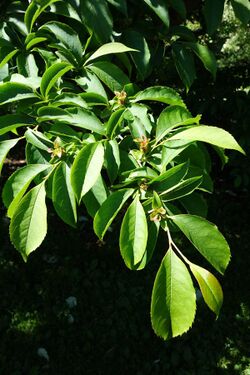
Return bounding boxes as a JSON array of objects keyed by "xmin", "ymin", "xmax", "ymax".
[
  {"xmin": 156, "ymin": 106, "xmax": 200, "ymax": 142},
  {"xmin": 128, "ymin": 104, "xmax": 152, "ymax": 134},
  {"xmin": 169, "ymin": 0, "xmax": 186, "ymax": 18},
  {"xmin": 160, "ymin": 176, "xmax": 203, "ymax": 201},
  {"xmin": 0, "ymin": 82, "xmax": 36, "ymax": 105},
  {"xmin": 171, "ymin": 26, "xmax": 196, "ymax": 42},
  {"xmin": 84, "ymin": 42, "xmax": 137, "ymax": 65},
  {"xmin": 94, "ymin": 188, "xmax": 134, "ymax": 239},
  {"xmin": 75, "ymin": 70, "xmax": 108, "ymax": 100},
  {"xmin": 186, "ymin": 42, "xmax": 217, "ymax": 80},
  {"xmin": 231, "ymin": 0, "xmax": 250, "ymax": 25},
  {"xmin": 40, "ymin": 62, "xmax": 72, "ymax": 99},
  {"xmin": 88, "ymin": 61, "xmax": 130, "ymax": 92},
  {"xmin": 151, "ymin": 249, "xmax": 196, "ymax": 340},
  {"xmin": 149, "ymin": 162, "xmax": 189, "ymax": 191},
  {"xmin": 82, "ymin": 175, "xmax": 108, "ymax": 217},
  {"xmin": 106, "ymin": 108, "xmax": 125, "ymax": 139},
  {"xmin": 41, "ymin": 21, "xmax": 83, "ymax": 65},
  {"xmin": 119, "ymin": 195, "xmax": 148, "ymax": 269},
  {"xmin": 2, "ymin": 164, "xmax": 51, "ymax": 218},
  {"xmin": 172, "ymin": 43, "xmax": 196, "ymax": 91},
  {"xmin": 180, "ymin": 192, "xmax": 208, "ymax": 217},
  {"xmin": 80, "ymin": 0, "xmax": 113, "ymax": 43},
  {"xmin": 0, "ymin": 138, "xmax": 20, "ymax": 175},
  {"xmin": 189, "ymin": 263, "xmax": 223, "ymax": 316},
  {"xmin": 134, "ymin": 220, "xmax": 160, "ymax": 270},
  {"xmin": 38, "ymin": 106, "xmax": 105, "ymax": 135},
  {"xmin": 25, "ymin": 0, "xmax": 61, "ymax": 33},
  {"xmin": 9, "ymin": 182, "xmax": 47, "ymax": 261},
  {"xmin": 104, "ymin": 140, "xmax": 120, "ymax": 183},
  {"xmin": 53, "ymin": 93, "xmax": 88, "ymax": 108},
  {"xmin": 143, "ymin": 0, "xmax": 169, "ymax": 28},
  {"xmin": 169, "ymin": 125, "xmax": 245, "ymax": 154},
  {"xmin": 26, "ymin": 37, "xmax": 47, "ymax": 50},
  {"xmin": 171, "ymin": 214, "xmax": 231, "ymax": 274},
  {"xmin": 26, "ymin": 143, "xmax": 51, "ymax": 166},
  {"xmin": 25, "ymin": 128, "xmax": 53, "ymax": 151},
  {"xmin": 122, "ymin": 30, "xmax": 151, "ymax": 80},
  {"xmin": 71, "ymin": 142, "xmax": 104, "ymax": 201},
  {"xmin": 107, "ymin": 0, "xmax": 127, "ymax": 14},
  {"xmin": 52, "ymin": 162, "xmax": 77, "ymax": 227},
  {"xmin": 17, "ymin": 53, "xmax": 39, "ymax": 78},
  {"xmin": 0, "ymin": 114, "xmax": 34, "ymax": 136},
  {"xmin": 0, "ymin": 48, "xmax": 19, "ymax": 69},
  {"xmin": 203, "ymin": 0, "xmax": 225, "ymax": 35},
  {"xmin": 133, "ymin": 86, "xmax": 185, "ymax": 107}
]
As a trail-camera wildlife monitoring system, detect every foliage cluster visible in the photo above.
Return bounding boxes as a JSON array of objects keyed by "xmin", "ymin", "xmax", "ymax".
[{"xmin": 0, "ymin": 0, "xmax": 247, "ymax": 340}]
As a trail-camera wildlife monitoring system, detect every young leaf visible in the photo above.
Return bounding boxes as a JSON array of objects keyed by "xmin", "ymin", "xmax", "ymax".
[
  {"xmin": 40, "ymin": 62, "xmax": 72, "ymax": 99},
  {"xmin": 0, "ymin": 138, "xmax": 20, "ymax": 175},
  {"xmin": 119, "ymin": 195, "xmax": 148, "ymax": 269},
  {"xmin": 203, "ymin": 0, "xmax": 225, "ymax": 35},
  {"xmin": 9, "ymin": 182, "xmax": 47, "ymax": 261},
  {"xmin": 88, "ymin": 61, "xmax": 130, "ymax": 92},
  {"xmin": 189, "ymin": 263, "xmax": 223, "ymax": 316},
  {"xmin": 94, "ymin": 188, "xmax": 134, "ymax": 239},
  {"xmin": 170, "ymin": 214, "xmax": 231, "ymax": 274},
  {"xmin": 143, "ymin": 0, "xmax": 169, "ymax": 28},
  {"xmin": 169, "ymin": 125, "xmax": 245, "ymax": 154},
  {"xmin": 2, "ymin": 164, "xmax": 51, "ymax": 218},
  {"xmin": 71, "ymin": 142, "xmax": 104, "ymax": 201},
  {"xmin": 151, "ymin": 248, "xmax": 196, "ymax": 340},
  {"xmin": 133, "ymin": 86, "xmax": 185, "ymax": 107},
  {"xmin": 84, "ymin": 42, "xmax": 137, "ymax": 65},
  {"xmin": 52, "ymin": 162, "xmax": 77, "ymax": 227}
]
